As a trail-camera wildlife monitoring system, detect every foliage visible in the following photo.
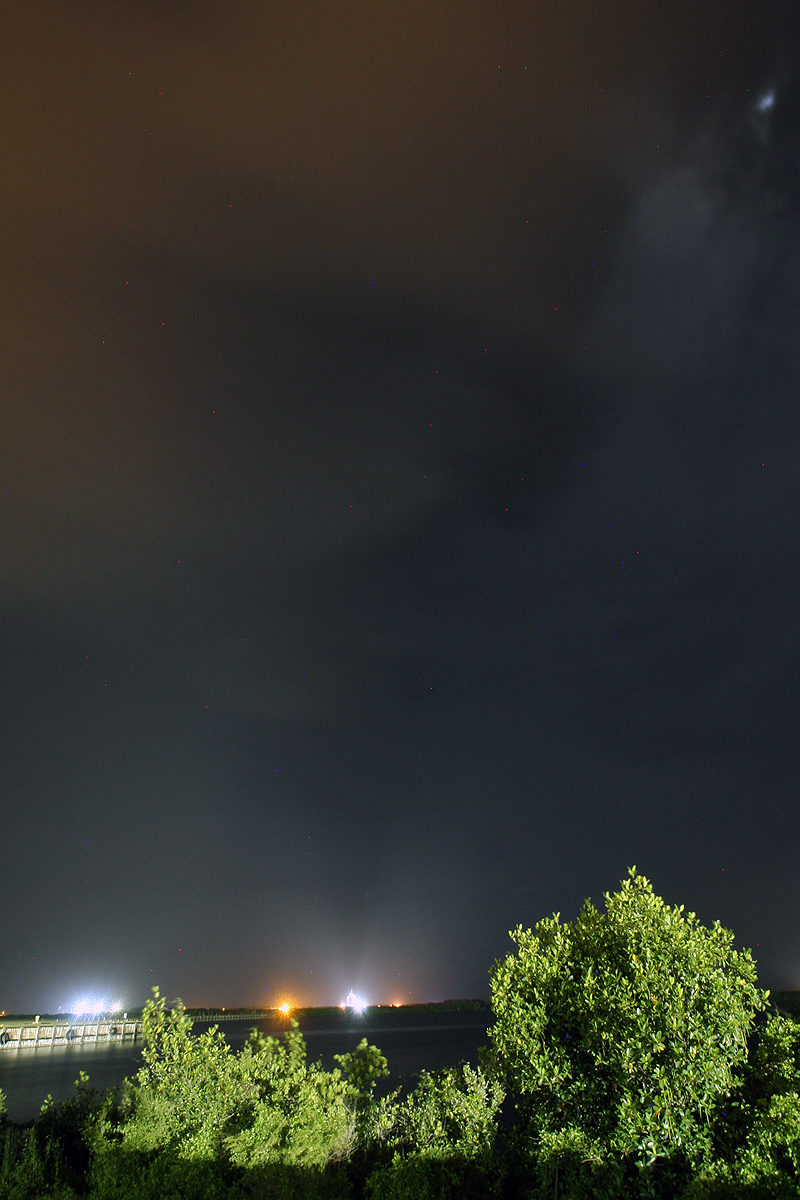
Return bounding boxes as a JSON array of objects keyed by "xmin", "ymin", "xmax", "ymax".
[
  {"xmin": 681, "ymin": 1173, "xmax": 800, "ymax": 1200},
  {"xmin": 223, "ymin": 1026, "xmax": 355, "ymax": 1170},
  {"xmin": 488, "ymin": 869, "xmax": 769, "ymax": 1197},
  {"xmin": 333, "ymin": 1038, "xmax": 397, "ymax": 1151},
  {"xmin": 390, "ymin": 1062, "xmax": 503, "ymax": 1160},
  {"xmin": 0, "ymin": 1071, "xmax": 114, "ymax": 1200},
  {"xmin": 117, "ymin": 989, "xmax": 245, "ymax": 1161},
  {"xmin": 364, "ymin": 1152, "xmax": 496, "ymax": 1200},
  {"xmin": 694, "ymin": 1012, "xmax": 800, "ymax": 1192},
  {"xmin": 4, "ymin": 875, "xmax": 798, "ymax": 1198},
  {"xmin": 111, "ymin": 988, "xmax": 383, "ymax": 1171},
  {"xmin": 365, "ymin": 1063, "xmax": 504, "ymax": 1200}
]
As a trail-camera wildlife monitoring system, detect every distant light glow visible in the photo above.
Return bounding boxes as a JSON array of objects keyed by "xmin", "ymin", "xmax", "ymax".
[
  {"xmin": 756, "ymin": 88, "xmax": 775, "ymax": 112},
  {"xmin": 71, "ymin": 998, "xmax": 106, "ymax": 1016},
  {"xmin": 344, "ymin": 989, "xmax": 367, "ymax": 1013},
  {"xmin": 278, "ymin": 1002, "xmax": 291, "ymax": 1014}
]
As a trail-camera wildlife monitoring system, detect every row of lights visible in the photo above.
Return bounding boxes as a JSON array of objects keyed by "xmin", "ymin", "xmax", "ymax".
[
  {"xmin": 277, "ymin": 991, "xmax": 371, "ymax": 1016},
  {"xmin": 57, "ymin": 993, "xmax": 407, "ymax": 1019},
  {"xmin": 71, "ymin": 999, "xmax": 125, "ymax": 1016}
]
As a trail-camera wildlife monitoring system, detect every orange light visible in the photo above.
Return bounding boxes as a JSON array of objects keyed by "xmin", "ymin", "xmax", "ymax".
[{"xmin": 279, "ymin": 1002, "xmax": 291, "ymax": 1015}]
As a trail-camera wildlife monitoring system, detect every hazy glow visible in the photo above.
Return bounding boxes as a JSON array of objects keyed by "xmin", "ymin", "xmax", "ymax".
[
  {"xmin": 278, "ymin": 1002, "xmax": 291, "ymax": 1014},
  {"xmin": 344, "ymin": 989, "xmax": 367, "ymax": 1013},
  {"xmin": 757, "ymin": 88, "xmax": 775, "ymax": 112},
  {"xmin": 71, "ymin": 998, "xmax": 106, "ymax": 1016}
]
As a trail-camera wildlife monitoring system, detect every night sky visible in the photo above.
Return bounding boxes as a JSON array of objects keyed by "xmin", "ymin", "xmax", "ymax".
[{"xmin": 2, "ymin": 0, "xmax": 800, "ymax": 1014}]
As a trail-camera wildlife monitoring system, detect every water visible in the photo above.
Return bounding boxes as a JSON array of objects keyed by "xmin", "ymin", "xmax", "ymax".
[
  {"xmin": 0, "ymin": 1010, "xmax": 493, "ymax": 1123},
  {"xmin": 0, "ymin": 1039, "xmax": 144, "ymax": 1123}
]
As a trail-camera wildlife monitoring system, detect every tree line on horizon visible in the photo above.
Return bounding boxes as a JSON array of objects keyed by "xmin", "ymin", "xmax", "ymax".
[{"xmin": 1, "ymin": 869, "xmax": 800, "ymax": 1199}]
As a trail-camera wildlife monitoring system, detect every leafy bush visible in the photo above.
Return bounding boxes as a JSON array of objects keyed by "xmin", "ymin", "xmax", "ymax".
[
  {"xmin": 7, "ymin": 875, "xmax": 800, "ymax": 1198},
  {"xmin": 116, "ymin": 995, "xmax": 241, "ymax": 1161},
  {"xmin": 365, "ymin": 1063, "xmax": 504, "ymax": 1200},
  {"xmin": 0, "ymin": 1072, "xmax": 113, "ymax": 1200},
  {"xmin": 696, "ymin": 1012, "xmax": 800, "ymax": 1192},
  {"xmin": 488, "ymin": 869, "xmax": 769, "ymax": 1197},
  {"xmin": 91, "ymin": 988, "xmax": 393, "ymax": 1193},
  {"xmin": 390, "ymin": 1063, "xmax": 502, "ymax": 1160},
  {"xmin": 364, "ymin": 1152, "xmax": 496, "ymax": 1200}
]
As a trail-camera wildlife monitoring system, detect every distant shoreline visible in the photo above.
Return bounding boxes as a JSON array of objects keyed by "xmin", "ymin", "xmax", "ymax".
[{"xmin": 0, "ymin": 998, "xmax": 490, "ymax": 1025}]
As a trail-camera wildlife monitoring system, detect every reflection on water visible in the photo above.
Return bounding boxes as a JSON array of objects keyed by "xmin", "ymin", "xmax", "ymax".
[{"xmin": 0, "ymin": 1039, "xmax": 146, "ymax": 1123}]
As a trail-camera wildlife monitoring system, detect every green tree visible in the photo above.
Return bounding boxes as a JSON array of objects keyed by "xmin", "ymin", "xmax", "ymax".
[
  {"xmin": 488, "ymin": 869, "xmax": 768, "ymax": 1197},
  {"xmin": 391, "ymin": 1063, "xmax": 503, "ymax": 1161}
]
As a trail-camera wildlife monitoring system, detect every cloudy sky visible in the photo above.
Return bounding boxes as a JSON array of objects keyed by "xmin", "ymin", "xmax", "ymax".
[{"xmin": 2, "ymin": 0, "xmax": 799, "ymax": 1012}]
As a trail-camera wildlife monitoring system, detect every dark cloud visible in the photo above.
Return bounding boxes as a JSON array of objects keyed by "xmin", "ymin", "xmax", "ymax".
[{"xmin": 2, "ymin": 1, "xmax": 800, "ymax": 1013}]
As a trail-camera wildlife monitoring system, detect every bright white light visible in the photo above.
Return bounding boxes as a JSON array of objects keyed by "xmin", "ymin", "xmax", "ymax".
[
  {"xmin": 71, "ymin": 998, "xmax": 106, "ymax": 1016},
  {"xmin": 344, "ymin": 989, "xmax": 367, "ymax": 1014}
]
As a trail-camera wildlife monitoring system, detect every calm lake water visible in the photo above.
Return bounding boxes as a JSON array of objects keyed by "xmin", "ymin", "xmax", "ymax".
[{"xmin": 0, "ymin": 1010, "xmax": 493, "ymax": 1123}]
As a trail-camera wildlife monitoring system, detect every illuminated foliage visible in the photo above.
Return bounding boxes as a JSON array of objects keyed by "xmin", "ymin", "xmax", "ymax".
[
  {"xmin": 691, "ymin": 1011, "xmax": 800, "ymax": 1193},
  {"xmin": 488, "ymin": 869, "xmax": 769, "ymax": 1197},
  {"xmin": 390, "ymin": 1063, "xmax": 503, "ymax": 1160},
  {"xmin": 223, "ymin": 1024, "xmax": 356, "ymax": 1169},
  {"xmin": 5, "ymin": 883, "xmax": 800, "ymax": 1198},
  {"xmin": 365, "ymin": 1063, "xmax": 504, "ymax": 1200},
  {"xmin": 334, "ymin": 1038, "xmax": 396, "ymax": 1147},
  {"xmin": 120, "ymin": 989, "xmax": 243, "ymax": 1161}
]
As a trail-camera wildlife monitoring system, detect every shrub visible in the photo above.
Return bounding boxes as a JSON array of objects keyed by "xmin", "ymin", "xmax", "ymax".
[
  {"xmin": 702, "ymin": 1012, "xmax": 800, "ymax": 1190},
  {"xmin": 488, "ymin": 869, "xmax": 768, "ymax": 1197},
  {"xmin": 99, "ymin": 987, "xmax": 392, "ymax": 1191},
  {"xmin": 365, "ymin": 1063, "xmax": 504, "ymax": 1200}
]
